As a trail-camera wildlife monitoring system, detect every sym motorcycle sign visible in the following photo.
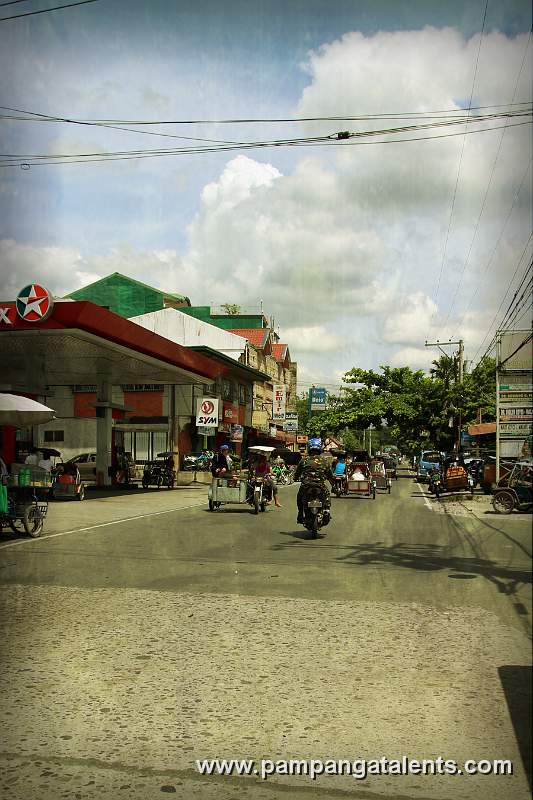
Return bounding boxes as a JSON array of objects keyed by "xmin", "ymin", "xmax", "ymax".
[{"xmin": 196, "ymin": 397, "xmax": 219, "ymax": 427}]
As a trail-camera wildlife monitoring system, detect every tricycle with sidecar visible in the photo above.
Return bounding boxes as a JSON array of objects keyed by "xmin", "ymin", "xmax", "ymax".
[
  {"xmin": 0, "ymin": 465, "xmax": 51, "ymax": 537},
  {"xmin": 492, "ymin": 462, "xmax": 532, "ymax": 514},
  {"xmin": 371, "ymin": 458, "xmax": 392, "ymax": 493}
]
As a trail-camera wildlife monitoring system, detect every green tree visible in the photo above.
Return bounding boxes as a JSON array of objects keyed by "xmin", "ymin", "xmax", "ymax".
[
  {"xmin": 221, "ymin": 303, "xmax": 241, "ymax": 315},
  {"xmin": 462, "ymin": 356, "xmax": 496, "ymax": 424}
]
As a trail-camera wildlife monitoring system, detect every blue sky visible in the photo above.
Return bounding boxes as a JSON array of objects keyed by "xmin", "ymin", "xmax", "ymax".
[{"xmin": 0, "ymin": 0, "xmax": 531, "ymax": 388}]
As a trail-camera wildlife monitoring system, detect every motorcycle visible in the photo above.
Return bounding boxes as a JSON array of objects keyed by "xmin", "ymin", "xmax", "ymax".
[
  {"xmin": 246, "ymin": 475, "xmax": 272, "ymax": 514},
  {"xmin": 331, "ymin": 473, "xmax": 347, "ymax": 497},
  {"xmin": 196, "ymin": 451, "xmax": 213, "ymax": 471},
  {"xmin": 272, "ymin": 463, "xmax": 289, "ymax": 485},
  {"xmin": 428, "ymin": 467, "xmax": 443, "ymax": 497},
  {"xmin": 299, "ymin": 481, "xmax": 330, "ymax": 537}
]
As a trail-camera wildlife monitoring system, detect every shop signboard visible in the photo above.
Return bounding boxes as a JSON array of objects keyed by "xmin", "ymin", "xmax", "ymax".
[
  {"xmin": 309, "ymin": 387, "xmax": 327, "ymax": 411},
  {"xmin": 231, "ymin": 424, "xmax": 243, "ymax": 442},
  {"xmin": 197, "ymin": 426, "xmax": 216, "ymax": 436},
  {"xmin": 196, "ymin": 397, "xmax": 219, "ymax": 427},
  {"xmin": 283, "ymin": 411, "xmax": 298, "ymax": 432},
  {"xmin": 272, "ymin": 385, "xmax": 286, "ymax": 420},
  {"xmin": 497, "ymin": 332, "xmax": 533, "ymax": 471},
  {"xmin": 223, "ymin": 402, "xmax": 238, "ymax": 422},
  {"xmin": 499, "ymin": 422, "xmax": 532, "ymax": 438}
]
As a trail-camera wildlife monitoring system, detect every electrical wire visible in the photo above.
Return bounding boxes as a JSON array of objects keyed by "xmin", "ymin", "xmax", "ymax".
[
  {"xmin": 0, "ymin": 104, "xmax": 529, "ymax": 153},
  {"xmin": 1, "ymin": 101, "xmax": 529, "ymax": 125},
  {"xmin": 473, "ymin": 257, "xmax": 532, "ymax": 364},
  {"xmin": 0, "ymin": 0, "xmax": 99, "ymax": 21},
  {"xmin": 0, "ymin": 105, "xmax": 251, "ymax": 147},
  {"xmin": 1, "ymin": 117, "xmax": 530, "ymax": 168},
  {"xmin": 472, "ymin": 245, "xmax": 533, "ymax": 365},
  {"xmin": 452, "ymin": 157, "xmax": 533, "ymax": 337},
  {"xmin": 430, "ymin": 0, "xmax": 489, "ymax": 331},
  {"xmin": 442, "ymin": 31, "xmax": 532, "ymax": 336},
  {"xmin": 498, "ymin": 331, "xmax": 533, "ymax": 369}
]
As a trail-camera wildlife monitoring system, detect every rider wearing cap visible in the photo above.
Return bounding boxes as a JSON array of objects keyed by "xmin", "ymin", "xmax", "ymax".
[
  {"xmin": 294, "ymin": 438, "xmax": 333, "ymax": 524},
  {"xmin": 211, "ymin": 444, "xmax": 232, "ymax": 477}
]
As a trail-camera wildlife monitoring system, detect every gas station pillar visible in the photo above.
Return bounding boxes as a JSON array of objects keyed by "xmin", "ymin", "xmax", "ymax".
[{"xmin": 96, "ymin": 381, "xmax": 113, "ymax": 487}]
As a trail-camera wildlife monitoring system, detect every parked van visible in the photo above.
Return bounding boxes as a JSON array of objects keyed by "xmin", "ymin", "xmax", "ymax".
[{"xmin": 416, "ymin": 450, "xmax": 442, "ymax": 482}]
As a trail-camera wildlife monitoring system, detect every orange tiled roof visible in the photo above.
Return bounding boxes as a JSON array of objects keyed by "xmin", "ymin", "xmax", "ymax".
[
  {"xmin": 229, "ymin": 328, "xmax": 271, "ymax": 352},
  {"xmin": 272, "ymin": 343, "xmax": 290, "ymax": 364}
]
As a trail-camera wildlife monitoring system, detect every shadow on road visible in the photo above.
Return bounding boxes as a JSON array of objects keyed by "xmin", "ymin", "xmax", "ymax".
[
  {"xmin": 499, "ymin": 665, "xmax": 532, "ymax": 792},
  {"xmin": 271, "ymin": 539, "xmax": 531, "ymax": 598},
  {"xmin": 278, "ymin": 529, "xmax": 326, "ymax": 540}
]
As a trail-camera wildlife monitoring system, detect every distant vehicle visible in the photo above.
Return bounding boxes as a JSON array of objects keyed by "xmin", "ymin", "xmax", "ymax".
[
  {"xmin": 416, "ymin": 450, "xmax": 442, "ymax": 482},
  {"xmin": 182, "ymin": 452, "xmax": 205, "ymax": 471},
  {"xmin": 65, "ymin": 453, "xmax": 97, "ymax": 484}
]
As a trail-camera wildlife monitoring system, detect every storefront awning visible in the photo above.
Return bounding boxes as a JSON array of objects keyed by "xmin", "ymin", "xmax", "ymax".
[{"xmin": 467, "ymin": 422, "xmax": 497, "ymax": 436}]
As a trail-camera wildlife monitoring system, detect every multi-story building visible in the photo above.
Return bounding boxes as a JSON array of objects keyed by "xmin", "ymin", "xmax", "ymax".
[{"xmin": 65, "ymin": 277, "xmax": 298, "ymax": 451}]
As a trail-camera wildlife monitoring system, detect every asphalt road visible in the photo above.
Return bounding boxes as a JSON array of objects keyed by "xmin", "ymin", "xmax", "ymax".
[{"xmin": 0, "ymin": 469, "xmax": 531, "ymax": 800}]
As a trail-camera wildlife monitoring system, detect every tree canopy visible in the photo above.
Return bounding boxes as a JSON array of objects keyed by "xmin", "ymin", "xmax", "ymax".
[{"xmin": 305, "ymin": 357, "xmax": 496, "ymax": 456}]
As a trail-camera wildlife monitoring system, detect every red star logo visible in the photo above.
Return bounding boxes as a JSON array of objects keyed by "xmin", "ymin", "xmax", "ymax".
[{"xmin": 16, "ymin": 284, "xmax": 54, "ymax": 322}]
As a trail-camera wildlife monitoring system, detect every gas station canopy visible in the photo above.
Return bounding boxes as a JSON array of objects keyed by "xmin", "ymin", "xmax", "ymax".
[{"xmin": 0, "ymin": 300, "xmax": 223, "ymax": 392}]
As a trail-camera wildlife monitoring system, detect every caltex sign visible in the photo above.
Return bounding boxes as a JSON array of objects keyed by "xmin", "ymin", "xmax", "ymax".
[
  {"xmin": 16, "ymin": 284, "xmax": 54, "ymax": 322},
  {"xmin": 196, "ymin": 397, "xmax": 219, "ymax": 427}
]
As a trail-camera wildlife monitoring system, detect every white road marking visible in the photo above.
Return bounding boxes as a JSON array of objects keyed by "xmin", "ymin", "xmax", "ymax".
[
  {"xmin": 416, "ymin": 481, "xmax": 433, "ymax": 510},
  {"xmin": 0, "ymin": 501, "xmax": 206, "ymax": 550}
]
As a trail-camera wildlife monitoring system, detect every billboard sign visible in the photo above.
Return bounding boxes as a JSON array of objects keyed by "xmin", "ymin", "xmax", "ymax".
[
  {"xmin": 283, "ymin": 411, "xmax": 298, "ymax": 432},
  {"xmin": 309, "ymin": 387, "xmax": 327, "ymax": 411},
  {"xmin": 272, "ymin": 385, "xmax": 286, "ymax": 420},
  {"xmin": 196, "ymin": 397, "xmax": 219, "ymax": 427},
  {"xmin": 496, "ymin": 333, "xmax": 533, "ymax": 472}
]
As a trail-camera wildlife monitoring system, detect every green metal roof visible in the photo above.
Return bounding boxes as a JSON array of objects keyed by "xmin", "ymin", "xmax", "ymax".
[
  {"xmin": 67, "ymin": 272, "xmax": 190, "ymax": 319},
  {"xmin": 181, "ymin": 306, "xmax": 267, "ymax": 330}
]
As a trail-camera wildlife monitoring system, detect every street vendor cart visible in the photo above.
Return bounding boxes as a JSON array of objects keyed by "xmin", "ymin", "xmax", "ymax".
[
  {"xmin": 0, "ymin": 393, "xmax": 56, "ymax": 537},
  {"xmin": 1, "ymin": 465, "xmax": 51, "ymax": 536}
]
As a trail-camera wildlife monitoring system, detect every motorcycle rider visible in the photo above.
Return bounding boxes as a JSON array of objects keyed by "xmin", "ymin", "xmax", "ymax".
[
  {"xmin": 294, "ymin": 438, "xmax": 333, "ymax": 524},
  {"xmin": 254, "ymin": 453, "xmax": 282, "ymax": 507},
  {"xmin": 211, "ymin": 444, "xmax": 231, "ymax": 478},
  {"xmin": 332, "ymin": 453, "xmax": 348, "ymax": 493}
]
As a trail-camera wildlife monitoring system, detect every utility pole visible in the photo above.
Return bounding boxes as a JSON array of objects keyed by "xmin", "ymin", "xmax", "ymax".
[{"xmin": 425, "ymin": 339, "xmax": 464, "ymax": 453}]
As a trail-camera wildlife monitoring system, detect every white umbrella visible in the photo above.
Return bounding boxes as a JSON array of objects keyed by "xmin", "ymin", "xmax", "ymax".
[{"xmin": 0, "ymin": 393, "xmax": 55, "ymax": 427}]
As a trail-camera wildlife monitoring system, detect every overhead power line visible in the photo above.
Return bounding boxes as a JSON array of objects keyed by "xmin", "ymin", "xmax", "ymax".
[
  {"xmin": 442, "ymin": 30, "xmax": 532, "ymax": 336},
  {"xmin": 430, "ymin": 0, "xmax": 489, "ymax": 329},
  {"xmin": 0, "ymin": 101, "xmax": 530, "ymax": 126},
  {"xmin": 498, "ymin": 331, "xmax": 533, "ymax": 369},
  {"xmin": 0, "ymin": 0, "xmax": 100, "ymax": 21},
  {"xmin": 472, "ymin": 241, "xmax": 533, "ymax": 365},
  {"xmin": 453, "ymin": 157, "xmax": 532, "ymax": 339},
  {"xmin": 1, "ymin": 114, "xmax": 530, "ymax": 168}
]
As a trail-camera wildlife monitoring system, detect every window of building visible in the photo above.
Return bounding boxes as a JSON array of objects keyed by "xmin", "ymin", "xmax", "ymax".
[
  {"xmin": 121, "ymin": 384, "xmax": 163, "ymax": 392},
  {"xmin": 44, "ymin": 430, "xmax": 64, "ymax": 442},
  {"xmin": 222, "ymin": 379, "xmax": 233, "ymax": 400},
  {"xmin": 239, "ymin": 384, "xmax": 246, "ymax": 405}
]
